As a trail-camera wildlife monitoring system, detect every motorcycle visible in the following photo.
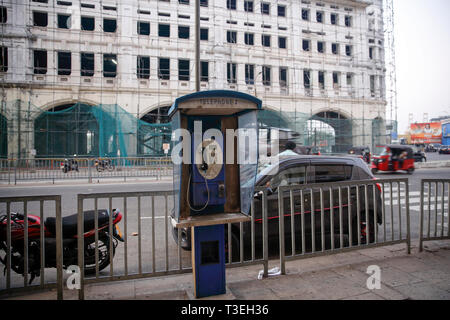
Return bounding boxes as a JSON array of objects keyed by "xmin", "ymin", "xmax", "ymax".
[
  {"xmin": 61, "ymin": 158, "xmax": 79, "ymax": 173},
  {"xmin": 94, "ymin": 159, "xmax": 115, "ymax": 172},
  {"xmin": 0, "ymin": 208, "xmax": 123, "ymax": 284}
]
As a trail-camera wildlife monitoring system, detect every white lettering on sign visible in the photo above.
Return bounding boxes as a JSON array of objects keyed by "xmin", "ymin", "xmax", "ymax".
[
  {"xmin": 177, "ymin": 98, "xmax": 256, "ymax": 111},
  {"xmin": 199, "ymin": 98, "xmax": 238, "ymax": 105}
]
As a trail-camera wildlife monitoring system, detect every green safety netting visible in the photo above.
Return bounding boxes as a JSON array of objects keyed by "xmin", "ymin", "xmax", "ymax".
[
  {"xmin": 0, "ymin": 113, "xmax": 6, "ymax": 159},
  {"xmin": 0, "ymin": 99, "xmax": 395, "ymax": 158},
  {"xmin": 34, "ymin": 103, "xmax": 172, "ymax": 158}
]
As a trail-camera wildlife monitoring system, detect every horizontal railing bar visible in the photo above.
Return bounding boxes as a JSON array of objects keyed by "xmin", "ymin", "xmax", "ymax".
[
  {"xmin": 77, "ymin": 191, "xmax": 173, "ymax": 199},
  {"xmin": 421, "ymin": 179, "xmax": 450, "ymax": 183},
  {"xmin": 0, "ymin": 195, "xmax": 61, "ymax": 202},
  {"xmin": 420, "ymin": 236, "xmax": 450, "ymax": 242},
  {"xmin": 278, "ymin": 178, "xmax": 408, "ymax": 192}
]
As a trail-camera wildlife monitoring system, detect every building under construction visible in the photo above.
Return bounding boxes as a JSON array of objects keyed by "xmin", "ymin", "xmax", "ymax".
[{"xmin": 0, "ymin": 0, "xmax": 397, "ymax": 159}]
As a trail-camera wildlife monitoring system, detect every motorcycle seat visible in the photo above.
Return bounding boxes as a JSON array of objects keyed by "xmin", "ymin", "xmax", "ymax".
[{"xmin": 45, "ymin": 209, "xmax": 110, "ymax": 238}]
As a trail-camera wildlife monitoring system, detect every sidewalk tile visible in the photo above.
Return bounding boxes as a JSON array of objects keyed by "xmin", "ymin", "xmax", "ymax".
[
  {"xmin": 85, "ymin": 281, "xmax": 135, "ymax": 300},
  {"xmin": 385, "ymin": 256, "xmax": 436, "ymax": 273},
  {"xmin": 394, "ymin": 282, "xmax": 450, "ymax": 300},
  {"xmin": 342, "ymin": 292, "xmax": 384, "ymax": 300},
  {"xmin": 134, "ymin": 290, "xmax": 189, "ymax": 300},
  {"xmin": 299, "ymin": 270, "xmax": 370, "ymax": 300}
]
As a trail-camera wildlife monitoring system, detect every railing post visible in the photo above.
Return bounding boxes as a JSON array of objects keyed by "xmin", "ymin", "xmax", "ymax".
[
  {"xmin": 419, "ymin": 180, "xmax": 424, "ymax": 252},
  {"xmin": 77, "ymin": 195, "xmax": 85, "ymax": 300},
  {"xmin": 278, "ymin": 187, "xmax": 286, "ymax": 275},
  {"xmin": 14, "ymin": 159, "xmax": 17, "ymax": 185},
  {"xmin": 405, "ymin": 181, "xmax": 411, "ymax": 254},
  {"xmin": 263, "ymin": 189, "xmax": 268, "ymax": 277},
  {"xmin": 88, "ymin": 158, "xmax": 92, "ymax": 184},
  {"xmin": 55, "ymin": 195, "xmax": 64, "ymax": 300}
]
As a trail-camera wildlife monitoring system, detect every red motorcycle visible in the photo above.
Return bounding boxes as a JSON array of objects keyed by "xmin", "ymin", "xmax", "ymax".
[{"xmin": 0, "ymin": 209, "xmax": 123, "ymax": 284}]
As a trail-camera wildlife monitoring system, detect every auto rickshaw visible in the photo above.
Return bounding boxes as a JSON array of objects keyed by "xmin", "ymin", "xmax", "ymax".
[
  {"xmin": 348, "ymin": 146, "xmax": 371, "ymax": 164},
  {"xmin": 371, "ymin": 145, "xmax": 415, "ymax": 175}
]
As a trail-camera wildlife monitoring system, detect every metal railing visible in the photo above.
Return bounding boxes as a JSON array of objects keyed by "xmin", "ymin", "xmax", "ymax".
[
  {"xmin": 0, "ymin": 195, "xmax": 63, "ymax": 299},
  {"xmin": 76, "ymin": 190, "xmax": 183, "ymax": 300},
  {"xmin": 419, "ymin": 179, "xmax": 450, "ymax": 251},
  {"xmin": 0, "ymin": 157, "xmax": 173, "ymax": 184},
  {"xmin": 74, "ymin": 188, "xmax": 270, "ymax": 299},
  {"xmin": 277, "ymin": 178, "xmax": 411, "ymax": 275},
  {"xmin": 1, "ymin": 178, "xmax": 417, "ymax": 299}
]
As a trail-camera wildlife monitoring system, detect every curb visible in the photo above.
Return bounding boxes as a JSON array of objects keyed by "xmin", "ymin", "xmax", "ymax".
[{"xmin": 415, "ymin": 161, "xmax": 450, "ymax": 169}]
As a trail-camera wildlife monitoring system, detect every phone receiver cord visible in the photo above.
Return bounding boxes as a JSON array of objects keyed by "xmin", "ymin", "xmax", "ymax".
[{"xmin": 187, "ymin": 172, "xmax": 210, "ymax": 212}]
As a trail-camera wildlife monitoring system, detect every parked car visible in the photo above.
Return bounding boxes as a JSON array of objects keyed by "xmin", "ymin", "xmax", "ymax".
[
  {"xmin": 425, "ymin": 144, "xmax": 438, "ymax": 152},
  {"xmin": 439, "ymin": 145, "xmax": 450, "ymax": 154},
  {"xmin": 411, "ymin": 146, "xmax": 427, "ymax": 162},
  {"xmin": 171, "ymin": 155, "xmax": 382, "ymax": 260}
]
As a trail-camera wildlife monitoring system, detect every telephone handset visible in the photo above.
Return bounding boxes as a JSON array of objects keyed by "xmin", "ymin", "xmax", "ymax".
[
  {"xmin": 195, "ymin": 139, "xmax": 223, "ymax": 180},
  {"xmin": 189, "ymin": 135, "xmax": 226, "ymax": 211}
]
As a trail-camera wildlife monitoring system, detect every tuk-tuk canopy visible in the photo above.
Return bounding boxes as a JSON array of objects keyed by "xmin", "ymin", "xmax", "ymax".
[{"xmin": 379, "ymin": 145, "xmax": 414, "ymax": 158}]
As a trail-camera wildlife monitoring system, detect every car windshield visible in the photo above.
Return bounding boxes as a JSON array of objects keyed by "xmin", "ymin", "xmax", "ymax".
[{"xmin": 241, "ymin": 163, "xmax": 276, "ymax": 188}]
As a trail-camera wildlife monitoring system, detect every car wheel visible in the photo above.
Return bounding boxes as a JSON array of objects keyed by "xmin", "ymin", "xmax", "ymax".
[{"xmin": 171, "ymin": 226, "xmax": 191, "ymax": 251}]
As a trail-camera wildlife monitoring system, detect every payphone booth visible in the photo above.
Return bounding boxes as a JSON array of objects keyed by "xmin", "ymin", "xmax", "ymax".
[{"xmin": 169, "ymin": 90, "xmax": 261, "ymax": 298}]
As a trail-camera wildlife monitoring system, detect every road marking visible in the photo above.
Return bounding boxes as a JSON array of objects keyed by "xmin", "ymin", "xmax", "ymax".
[
  {"xmin": 140, "ymin": 216, "xmax": 169, "ymax": 219},
  {"xmin": 382, "ymin": 191, "xmax": 421, "ymax": 198}
]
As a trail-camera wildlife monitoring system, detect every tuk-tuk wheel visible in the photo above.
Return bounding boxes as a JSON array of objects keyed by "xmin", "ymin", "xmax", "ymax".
[
  {"xmin": 371, "ymin": 168, "xmax": 378, "ymax": 175},
  {"xmin": 407, "ymin": 168, "xmax": 414, "ymax": 175}
]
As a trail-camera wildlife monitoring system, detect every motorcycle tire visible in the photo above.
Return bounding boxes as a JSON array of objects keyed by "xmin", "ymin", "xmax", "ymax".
[{"xmin": 83, "ymin": 235, "xmax": 116, "ymax": 275}]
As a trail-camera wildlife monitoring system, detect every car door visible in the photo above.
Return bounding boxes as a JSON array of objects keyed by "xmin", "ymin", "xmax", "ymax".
[
  {"xmin": 310, "ymin": 163, "xmax": 354, "ymax": 247},
  {"xmin": 244, "ymin": 162, "xmax": 308, "ymax": 252},
  {"xmin": 265, "ymin": 165, "xmax": 308, "ymax": 237}
]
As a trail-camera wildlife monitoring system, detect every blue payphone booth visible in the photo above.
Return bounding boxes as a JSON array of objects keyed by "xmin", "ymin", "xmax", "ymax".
[{"xmin": 169, "ymin": 90, "xmax": 261, "ymax": 298}]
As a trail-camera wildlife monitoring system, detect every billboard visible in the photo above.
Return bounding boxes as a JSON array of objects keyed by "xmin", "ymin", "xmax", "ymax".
[
  {"xmin": 410, "ymin": 123, "xmax": 442, "ymax": 144},
  {"xmin": 442, "ymin": 123, "xmax": 450, "ymax": 145}
]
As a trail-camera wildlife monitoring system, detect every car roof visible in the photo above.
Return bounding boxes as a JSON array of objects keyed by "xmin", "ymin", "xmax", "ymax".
[
  {"xmin": 381, "ymin": 144, "xmax": 414, "ymax": 151},
  {"xmin": 260, "ymin": 154, "xmax": 362, "ymax": 174},
  {"xmin": 256, "ymin": 154, "xmax": 370, "ymax": 184}
]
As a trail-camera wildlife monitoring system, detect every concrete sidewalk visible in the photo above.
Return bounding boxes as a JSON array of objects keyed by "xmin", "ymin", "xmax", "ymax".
[
  {"xmin": 416, "ymin": 160, "xmax": 450, "ymax": 169},
  {"xmin": 3, "ymin": 240, "xmax": 450, "ymax": 300}
]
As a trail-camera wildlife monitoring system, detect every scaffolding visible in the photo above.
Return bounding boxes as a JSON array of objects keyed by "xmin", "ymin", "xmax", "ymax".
[
  {"xmin": 0, "ymin": 0, "xmax": 396, "ymax": 159},
  {"xmin": 383, "ymin": 0, "xmax": 399, "ymax": 141}
]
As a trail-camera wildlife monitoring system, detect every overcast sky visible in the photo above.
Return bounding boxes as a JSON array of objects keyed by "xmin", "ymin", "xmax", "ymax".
[{"xmin": 394, "ymin": 0, "xmax": 450, "ymax": 133}]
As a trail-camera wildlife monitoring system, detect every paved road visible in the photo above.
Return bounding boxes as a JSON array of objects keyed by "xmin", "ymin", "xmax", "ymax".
[
  {"xmin": 1, "ymin": 168, "xmax": 449, "ymax": 291},
  {"xmin": 423, "ymin": 152, "xmax": 450, "ymax": 162}
]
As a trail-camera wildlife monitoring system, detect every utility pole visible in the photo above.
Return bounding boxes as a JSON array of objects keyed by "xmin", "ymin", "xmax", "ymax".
[{"xmin": 195, "ymin": 0, "xmax": 200, "ymax": 92}]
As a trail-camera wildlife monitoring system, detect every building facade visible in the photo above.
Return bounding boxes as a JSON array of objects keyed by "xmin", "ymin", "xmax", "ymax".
[{"xmin": 0, "ymin": 0, "xmax": 388, "ymax": 158}]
